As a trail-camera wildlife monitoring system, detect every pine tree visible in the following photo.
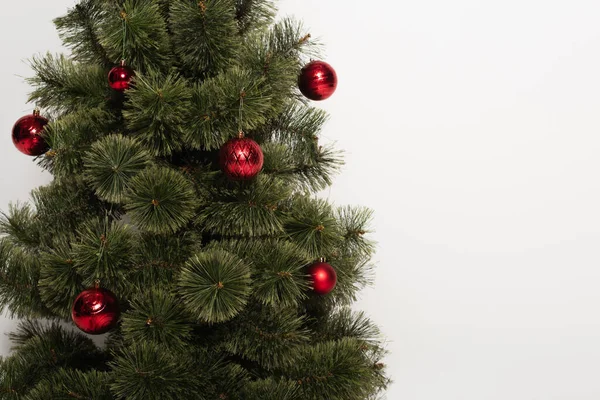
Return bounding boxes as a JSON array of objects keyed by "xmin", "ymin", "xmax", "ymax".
[{"xmin": 0, "ymin": 1, "xmax": 390, "ymax": 399}]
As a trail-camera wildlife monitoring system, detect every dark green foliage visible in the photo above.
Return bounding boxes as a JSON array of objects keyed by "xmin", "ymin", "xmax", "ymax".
[
  {"xmin": 27, "ymin": 53, "xmax": 109, "ymax": 113},
  {"xmin": 224, "ymin": 306, "xmax": 310, "ymax": 370},
  {"xmin": 124, "ymin": 71, "xmax": 192, "ymax": 156},
  {"xmin": 125, "ymin": 166, "xmax": 198, "ymax": 234},
  {"xmin": 121, "ymin": 289, "xmax": 192, "ymax": 350},
  {"xmin": 98, "ymin": 0, "xmax": 171, "ymax": 71},
  {"xmin": 0, "ymin": 0, "xmax": 390, "ymax": 398},
  {"xmin": 287, "ymin": 338, "xmax": 388, "ymax": 400},
  {"xmin": 31, "ymin": 177, "xmax": 106, "ymax": 248},
  {"xmin": 43, "ymin": 108, "xmax": 117, "ymax": 178},
  {"xmin": 0, "ymin": 204, "xmax": 40, "ymax": 249},
  {"xmin": 245, "ymin": 240, "xmax": 311, "ymax": 307},
  {"xmin": 197, "ymin": 175, "xmax": 288, "ymax": 237},
  {"xmin": 185, "ymin": 67, "xmax": 271, "ymax": 150},
  {"xmin": 127, "ymin": 231, "xmax": 197, "ymax": 287},
  {"xmin": 26, "ymin": 369, "xmax": 113, "ymax": 400},
  {"xmin": 170, "ymin": 0, "xmax": 241, "ymax": 76},
  {"xmin": 285, "ymin": 197, "xmax": 342, "ymax": 259},
  {"xmin": 338, "ymin": 206, "xmax": 376, "ymax": 257},
  {"xmin": 84, "ymin": 134, "xmax": 152, "ymax": 203},
  {"xmin": 54, "ymin": 0, "xmax": 112, "ymax": 67},
  {"xmin": 71, "ymin": 217, "xmax": 134, "ymax": 290},
  {"xmin": 109, "ymin": 342, "xmax": 205, "ymax": 400},
  {"xmin": 259, "ymin": 103, "xmax": 343, "ymax": 191},
  {"xmin": 314, "ymin": 308, "xmax": 382, "ymax": 347},
  {"xmin": 0, "ymin": 240, "xmax": 44, "ymax": 318},
  {"xmin": 241, "ymin": 378, "xmax": 302, "ymax": 400},
  {"xmin": 1, "ymin": 321, "xmax": 107, "ymax": 398},
  {"xmin": 235, "ymin": 0, "xmax": 277, "ymax": 34},
  {"xmin": 178, "ymin": 249, "xmax": 251, "ymax": 323},
  {"xmin": 38, "ymin": 243, "xmax": 81, "ymax": 319}
]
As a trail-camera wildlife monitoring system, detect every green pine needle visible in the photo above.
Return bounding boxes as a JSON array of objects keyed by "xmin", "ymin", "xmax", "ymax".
[
  {"xmin": 84, "ymin": 134, "xmax": 152, "ymax": 203},
  {"xmin": 71, "ymin": 217, "xmax": 134, "ymax": 290},
  {"xmin": 124, "ymin": 166, "xmax": 198, "ymax": 234},
  {"xmin": 178, "ymin": 249, "xmax": 251, "ymax": 323},
  {"xmin": 121, "ymin": 289, "xmax": 192, "ymax": 351}
]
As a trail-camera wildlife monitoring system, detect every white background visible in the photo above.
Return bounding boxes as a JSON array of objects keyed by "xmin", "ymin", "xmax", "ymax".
[{"xmin": 3, "ymin": 1, "xmax": 600, "ymax": 399}]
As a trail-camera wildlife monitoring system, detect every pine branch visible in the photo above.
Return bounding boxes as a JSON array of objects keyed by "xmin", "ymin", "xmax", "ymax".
[
  {"xmin": 84, "ymin": 134, "xmax": 152, "ymax": 203},
  {"xmin": 124, "ymin": 71, "xmax": 192, "ymax": 156},
  {"xmin": 26, "ymin": 368, "xmax": 113, "ymax": 400},
  {"xmin": 177, "ymin": 249, "xmax": 251, "ymax": 323},
  {"xmin": 109, "ymin": 342, "xmax": 207, "ymax": 400},
  {"xmin": 223, "ymin": 306, "xmax": 310, "ymax": 370},
  {"xmin": 196, "ymin": 174, "xmax": 289, "ymax": 237},
  {"xmin": 185, "ymin": 66, "xmax": 272, "ymax": 150},
  {"xmin": 41, "ymin": 108, "xmax": 117, "ymax": 178},
  {"xmin": 121, "ymin": 288, "xmax": 192, "ymax": 351},
  {"xmin": 71, "ymin": 217, "xmax": 134, "ymax": 290},
  {"xmin": 31, "ymin": 177, "xmax": 108, "ymax": 249},
  {"xmin": 241, "ymin": 18, "xmax": 319, "ymax": 115},
  {"xmin": 284, "ymin": 197, "xmax": 342, "ymax": 259},
  {"xmin": 241, "ymin": 378, "xmax": 301, "ymax": 400},
  {"xmin": 218, "ymin": 239, "xmax": 311, "ymax": 307},
  {"xmin": 0, "ymin": 203, "xmax": 40, "ymax": 250},
  {"xmin": 313, "ymin": 308, "xmax": 383, "ymax": 347},
  {"xmin": 126, "ymin": 231, "xmax": 198, "ymax": 288},
  {"xmin": 27, "ymin": 53, "xmax": 109, "ymax": 114},
  {"xmin": 54, "ymin": 0, "xmax": 113, "ymax": 67},
  {"xmin": 170, "ymin": 0, "xmax": 241, "ymax": 76},
  {"xmin": 263, "ymin": 142, "xmax": 343, "ymax": 192},
  {"xmin": 124, "ymin": 166, "xmax": 198, "ymax": 234},
  {"xmin": 38, "ymin": 242, "xmax": 82, "ymax": 319},
  {"xmin": 1, "ymin": 321, "xmax": 108, "ymax": 398},
  {"xmin": 286, "ymin": 338, "xmax": 388, "ymax": 400},
  {"xmin": 0, "ymin": 240, "xmax": 45, "ymax": 318},
  {"xmin": 98, "ymin": 0, "xmax": 171, "ymax": 71},
  {"xmin": 235, "ymin": 0, "xmax": 276, "ymax": 35},
  {"xmin": 337, "ymin": 206, "xmax": 376, "ymax": 258}
]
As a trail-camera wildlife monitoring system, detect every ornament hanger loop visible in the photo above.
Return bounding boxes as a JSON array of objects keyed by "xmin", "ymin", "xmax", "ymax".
[{"xmin": 238, "ymin": 87, "xmax": 245, "ymax": 136}]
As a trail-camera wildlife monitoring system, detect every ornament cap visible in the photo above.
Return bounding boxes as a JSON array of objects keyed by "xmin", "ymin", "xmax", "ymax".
[
  {"xmin": 93, "ymin": 279, "xmax": 101, "ymax": 289},
  {"xmin": 237, "ymin": 131, "xmax": 245, "ymax": 139},
  {"xmin": 32, "ymin": 108, "xmax": 40, "ymax": 117},
  {"xmin": 120, "ymin": 59, "xmax": 126, "ymax": 67}
]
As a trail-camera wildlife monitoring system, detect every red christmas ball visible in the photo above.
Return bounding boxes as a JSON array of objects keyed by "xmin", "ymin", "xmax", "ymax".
[
  {"xmin": 307, "ymin": 261, "xmax": 337, "ymax": 295},
  {"xmin": 12, "ymin": 111, "xmax": 50, "ymax": 156},
  {"xmin": 108, "ymin": 62, "xmax": 135, "ymax": 91},
  {"xmin": 219, "ymin": 135, "xmax": 264, "ymax": 180},
  {"xmin": 298, "ymin": 61, "xmax": 338, "ymax": 101},
  {"xmin": 71, "ymin": 286, "xmax": 120, "ymax": 335}
]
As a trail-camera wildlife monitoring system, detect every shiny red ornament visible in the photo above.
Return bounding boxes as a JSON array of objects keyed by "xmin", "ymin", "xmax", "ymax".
[
  {"xmin": 108, "ymin": 61, "xmax": 135, "ymax": 91},
  {"xmin": 307, "ymin": 261, "xmax": 337, "ymax": 295},
  {"xmin": 12, "ymin": 111, "xmax": 50, "ymax": 156},
  {"xmin": 219, "ymin": 135, "xmax": 264, "ymax": 180},
  {"xmin": 71, "ymin": 286, "xmax": 120, "ymax": 335},
  {"xmin": 298, "ymin": 60, "xmax": 338, "ymax": 101}
]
